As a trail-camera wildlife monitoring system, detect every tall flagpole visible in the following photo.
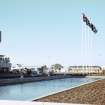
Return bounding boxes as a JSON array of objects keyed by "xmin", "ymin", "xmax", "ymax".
[
  {"xmin": 81, "ymin": 12, "xmax": 84, "ymax": 71},
  {"xmin": 81, "ymin": 12, "xmax": 87, "ymax": 71},
  {"xmin": 81, "ymin": 12, "xmax": 85, "ymax": 71},
  {"xmin": 82, "ymin": 12, "xmax": 98, "ymax": 73}
]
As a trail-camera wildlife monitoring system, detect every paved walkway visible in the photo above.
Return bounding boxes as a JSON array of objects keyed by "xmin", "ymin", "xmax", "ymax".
[{"xmin": 0, "ymin": 100, "xmax": 90, "ymax": 105}]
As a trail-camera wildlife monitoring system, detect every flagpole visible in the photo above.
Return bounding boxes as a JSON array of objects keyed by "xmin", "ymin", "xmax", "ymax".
[
  {"xmin": 85, "ymin": 19, "xmax": 88, "ymax": 72},
  {"xmin": 87, "ymin": 21, "xmax": 90, "ymax": 72},
  {"xmin": 81, "ymin": 12, "xmax": 84, "ymax": 71},
  {"xmin": 81, "ymin": 12, "xmax": 86, "ymax": 72},
  {"xmin": 82, "ymin": 12, "xmax": 98, "ymax": 74},
  {"xmin": 88, "ymin": 18, "xmax": 92, "ymax": 73}
]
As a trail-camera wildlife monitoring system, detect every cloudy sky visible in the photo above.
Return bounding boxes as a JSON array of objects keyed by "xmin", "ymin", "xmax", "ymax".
[{"xmin": 0, "ymin": 0, "xmax": 105, "ymax": 66}]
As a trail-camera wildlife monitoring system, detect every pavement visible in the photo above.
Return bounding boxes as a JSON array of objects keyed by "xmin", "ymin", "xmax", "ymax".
[{"xmin": 0, "ymin": 100, "xmax": 91, "ymax": 105}]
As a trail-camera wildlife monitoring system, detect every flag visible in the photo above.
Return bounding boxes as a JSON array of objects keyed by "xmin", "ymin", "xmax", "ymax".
[{"xmin": 82, "ymin": 13, "xmax": 98, "ymax": 34}]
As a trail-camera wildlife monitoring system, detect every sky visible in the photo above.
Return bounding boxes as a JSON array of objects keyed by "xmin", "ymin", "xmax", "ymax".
[{"xmin": 0, "ymin": 0, "xmax": 105, "ymax": 66}]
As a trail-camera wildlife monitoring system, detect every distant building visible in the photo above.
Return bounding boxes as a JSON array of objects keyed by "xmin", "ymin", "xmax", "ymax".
[
  {"xmin": 0, "ymin": 55, "xmax": 11, "ymax": 72},
  {"xmin": 37, "ymin": 65, "xmax": 48, "ymax": 75},
  {"xmin": 68, "ymin": 66, "xmax": 102, "ymax": 74}
]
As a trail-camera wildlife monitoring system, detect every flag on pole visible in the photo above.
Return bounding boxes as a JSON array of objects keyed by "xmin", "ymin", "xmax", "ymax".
[{"xmin": 82, "ymin": 13, "xmax": 98, "ymax": 34}]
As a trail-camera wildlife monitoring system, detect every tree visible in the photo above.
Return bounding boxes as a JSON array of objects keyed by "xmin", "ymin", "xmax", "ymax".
[{"xmin": 51, "ymin": 64, "xmax": 63, "ymax": 72}]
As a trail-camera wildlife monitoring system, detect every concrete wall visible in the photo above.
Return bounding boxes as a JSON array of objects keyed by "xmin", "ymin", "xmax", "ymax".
[{"xmin": 0, "ymin": 74, "xmax": 86, "ymax": 86}]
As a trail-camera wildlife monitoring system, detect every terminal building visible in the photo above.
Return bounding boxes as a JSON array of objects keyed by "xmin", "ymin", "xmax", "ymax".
[
  {"xmin": 68, "ymin": 66, "xmax": 102, "ymax": 74},
  {"xmin": 0, "ymin": 55, "xmax": 11, "ymax": 72}
]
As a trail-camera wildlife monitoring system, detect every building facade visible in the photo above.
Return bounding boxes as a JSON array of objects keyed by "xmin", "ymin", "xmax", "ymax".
[
  {"xmin": 68, "ymin": 66, "xmax": 102, "ymax": 74},
  {"xmin": 0, "ymin": 55, "xmax": 11, "ymax": 72}
]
